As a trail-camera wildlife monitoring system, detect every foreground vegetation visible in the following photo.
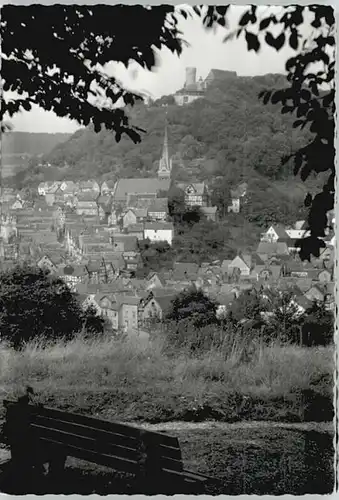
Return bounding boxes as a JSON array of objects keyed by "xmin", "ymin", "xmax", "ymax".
[{"xmin": 0, "ymin": 333, "xmax": 333, "ymax": 424}]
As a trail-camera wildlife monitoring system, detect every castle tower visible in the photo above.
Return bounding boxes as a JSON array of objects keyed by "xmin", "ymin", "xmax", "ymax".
[
  {"xmin": 185, "ymin": 67, "xmax": 196, "ymax": 87},
  {"xmin": 158, "ymin": 114, "xmax": 172, "ymax": 180}
]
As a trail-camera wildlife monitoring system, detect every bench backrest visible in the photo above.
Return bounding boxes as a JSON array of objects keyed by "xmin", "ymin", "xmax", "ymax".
[{"xmin": 3, "ymin": 400, "xmax": 183, "ymax": 476}]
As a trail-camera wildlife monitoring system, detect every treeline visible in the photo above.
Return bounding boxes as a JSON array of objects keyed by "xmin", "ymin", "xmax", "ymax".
[
  {"xmin": 2, "ymin": 132, "xmax": 71, "ymax": 156},
  {"xmin": 11, "ymin": 72, "xmax": 315, "ymax": 189},
  {"xmin": 156, "ymin": 288, "xmax": 334, "ymax": 353}
]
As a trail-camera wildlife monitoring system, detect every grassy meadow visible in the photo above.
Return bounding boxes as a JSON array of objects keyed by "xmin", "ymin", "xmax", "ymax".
[{"xmin": 0, "ymin": 333, "xmax": 334, "ymax": 424}]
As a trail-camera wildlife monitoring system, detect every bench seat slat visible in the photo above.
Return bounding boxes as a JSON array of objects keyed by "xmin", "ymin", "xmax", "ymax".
[
  {"xmin": 32, "ymin": 424, "xmax": 140, "ymax": 462},
  {"xmin": 28, "ymin": 403, "xmax": 178, "ymax": 447},
  {"xmin": 32, "ymin": 415, "xmax": 182, "ymax": 461},
  {"xmin": 32, "ymin": 415, "xmax": 138, "ymax": 450},
  {"xmin": 38, "ymin": 436, "xmax": 139, "ymax": 474},
  {"xmin": 32, "ymin": 424, "xmax": 184, "ymax": 472}
]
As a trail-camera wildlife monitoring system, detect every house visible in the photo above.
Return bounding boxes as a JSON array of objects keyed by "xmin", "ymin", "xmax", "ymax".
[
  {"xmin": 305, "ymin": 285, "xmax": 326, "ymax": 304},
  {"xmin": 75, "ymin": 193, "xmax": 99, "ymax": 216},
  {"xmin": 200, "ymin": 206, "xmax": 218, "ymax": 222},
  {"xmin": 145, "ymin": 272, "xmax": 167, "ymax": 290},
  {"xmin": 58, "ymin": 264, "xmax": 88, "ymax": 291},
  {"xmin": 97, "ymin": 195, "xmax": 113, "ymax": 221},
  {"xmin": 11, "ymin": 199, "xmax": 24, "ymax": 210},
  {"xmin": 119, "ymin": 296, "xmax": 141, "ymax": 333},
  {"xmin": 319, "ymin": 246, "xmax": 334, "ymax": 263},
  {"xmin": 122, "ymin": 208, "xmax": 147, "ymax": 228},
  {"xmin": 92, "ymin": 293, "xmax": 120, "ymax": 330},
  {"xmin": 44, "ymin": 183, "xmax": 62, "ymax": 206},
  {"xmin": 285, "ymin": 229, "xmax": 307, "ymax": 240},
  {"xmin": 256, "ymin": 241, "xmax": 290, "ymax": 261},
  {"xmin": 147, "ymin": 198, "xmax": 168, "ymax": 221},
  {"xmin": 204, "ymin": 68, "xmax": 237, "ymax": 88},
  {"xmin": 111, "ymin": 234, "xmax": 138, "ymax": 253},
  {"xmin": 36, "ymin": 255, "xmax": 60, "ymax": 274},
  {"xmin": 251, "ymin": 264, "xmax": 282, "ymax": 281},
  {"xmin": 100, "ymin": 180, "xmax": 116, "ymax": 195},
  {"xmin": 295, "ymin": 278, "xmax": 313, "ymax": 293},
  {"xmin": 59, "ymin": 180, "xmax": 78, "ymax": 194},
  {"xmin": 126, "ymin": 193, "xmax": 158, "ymax": 210},
  {"xmin": 108, "ymin": 210, "xmax": 118, "ymax": 227},
  {"xmin": 125, "ymin": 223, "xmax": 144, "ymax": 240},
  {"xmin": 114, "ymin": 178, "xmax": 171, "ymax": 205},
  {"xmin": 227, "ymin": 255, "xmax": 252, "ymax": 276},
  {"xmin": 227, "ymin": 182, "xmax": 248, "ymax": 213},
  {"xmin": 144, "ymin": 222, "xmax": 174, "ymax": 246},
  {"xmin": 38, "ymin": 182, "xmax": 48, "ymax": 196},
  {"xmin": 295, "ymin": 220, "xmax": 307, "ymax": 230},
  {"xmin": 124, "ymin": 253, "xmax": 142, "ymax": 272},
  {"xmin": 141, "ymin": 293, "xmax": 175, "ymax": 324},
  {"xmin": 177, "ymin": 182, "xmax": 209, "ymax": 207},
  {"xmin": 287, "ymin": 260, "xmax": 309, "ymax": 278},
  {"xmin": 79, "ymin": 180, "xmax": 100, "ymax": 194},
  {"xmin": 261, "ymin": 225, "xmax": 289, "ymax": 243},
  {"xmin": 318, "ymin": 268, "xmax": 332, "ymax": 282},
  {"xmin": 85, "ymin": 258, "xmax": 110, "ymax": 284},
  {"xmin": 174, "ymin": 67, "xmax": 205, "ymax": 106}
]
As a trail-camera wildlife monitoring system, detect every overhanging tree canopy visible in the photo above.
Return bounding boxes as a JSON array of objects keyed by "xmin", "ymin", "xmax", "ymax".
[{"xmin": 1, "ymin": 4, "xmax": 335, "ymax": 260}]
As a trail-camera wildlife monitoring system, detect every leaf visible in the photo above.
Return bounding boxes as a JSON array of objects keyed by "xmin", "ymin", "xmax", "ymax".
[
  {"xmin": 21, "ymin": 100, "xmax": 32, "ymax": 111},
  {"xmin": 245, "ymin": 31, "xmax": 260, "ymax": 52},
  {"xmin": 289, "ymin": 29, "xmax": 298, "ymax": 50},
  {"xmin": 239, "ymin": 11, "xmax": 252, "ymax": 26},
  {"xmin": 271, "ymin": 90, "xmax": 283, "ymax": 104},
  {"xmin": 304, "ymin": 193, "xmax": 313, "ymax": 207},
  {"xmin": 263, "ymin": 91, "xmax": 272, "ymax": 105},
  {"xmin": 265, "ymin": 31, "xmax": 285, "ymax": 51},
  {"xmin": 300, "ymin": 89, "xmax": 311, "ymax": 101},
  {"xmin": 293, "ymin": 119, "xmax": 304, "ymax": 128},
  {"xmin": 259, "ymin": 16, "xmax": 272, "ymax": 30},
  {"xmin": 281, "ymin": 106, "xmax": 293, "ymax": 114},
  {"xmin": 323, "ymin": 92, "xmax": 334, "ymax": 107}
]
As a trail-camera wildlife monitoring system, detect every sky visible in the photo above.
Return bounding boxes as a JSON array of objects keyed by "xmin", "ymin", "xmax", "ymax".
[{"xmin": 4, "ymin": 4, "xmax": 313, "ymax": 133}]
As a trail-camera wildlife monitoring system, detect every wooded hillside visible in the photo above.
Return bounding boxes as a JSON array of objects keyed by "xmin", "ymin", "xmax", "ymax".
[
  {"xmin": 9, "ymin": 72, "xmax": 324, "ymax": 231},
  {"xmin": 3, "ymin": 132, "xmax": 71, "ymax": 156}
]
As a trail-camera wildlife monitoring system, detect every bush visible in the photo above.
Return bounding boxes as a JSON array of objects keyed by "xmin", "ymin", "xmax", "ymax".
[{"xmin": 0, "ymin": 264, "xmax": 84, "ymax": 348}]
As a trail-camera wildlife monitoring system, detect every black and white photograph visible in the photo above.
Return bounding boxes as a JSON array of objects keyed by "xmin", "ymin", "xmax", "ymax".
[{"xmin": 0, "ymin": 0, "xmax": 336, "ymax": 495}]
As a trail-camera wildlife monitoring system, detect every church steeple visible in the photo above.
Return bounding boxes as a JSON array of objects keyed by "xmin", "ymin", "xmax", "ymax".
[{"xmin": 158, "ymin": 110, "xmax": 172, "ymax": 179}]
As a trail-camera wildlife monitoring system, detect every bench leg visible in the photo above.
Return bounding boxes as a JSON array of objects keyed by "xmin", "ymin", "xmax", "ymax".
[{"xmin": 48, "ymin": 453, "xmax": 67, "ymax": 478}]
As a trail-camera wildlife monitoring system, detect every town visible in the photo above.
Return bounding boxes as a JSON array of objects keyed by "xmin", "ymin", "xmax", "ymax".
[{"xmin": 0, "ymin": 114, "xmax": 334, "ymax": 336}]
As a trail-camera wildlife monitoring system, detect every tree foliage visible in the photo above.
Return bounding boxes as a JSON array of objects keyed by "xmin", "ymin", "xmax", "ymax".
[
  {"xmin": 166, "ymin": 287, "xmax": 219, "ymax": 328},
  {"xmin": 82, "ymin": 304, "xmax": 109, "ymax": 336},
  {"xmin": 201, "ymin": 5, "xmax": 335, "ymax": 259},
  {"xmin": 302, "ymin": 300, "xmax": 334, "ymax": 346},
  {"xmin": 0, "ymin": 265, "xmax": 83, "ymax": 348}
]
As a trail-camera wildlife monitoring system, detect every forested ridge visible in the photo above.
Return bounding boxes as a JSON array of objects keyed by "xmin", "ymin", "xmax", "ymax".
[
  {"xmin": 9, "ymin": 71, "xmax": 325, "ymax": 259},
  {"xmin": 13, "ymin": 72, "xmax": 320, "ymax": 190},
  {"xmin": 2, "ymin": 132, "xmax": 71, "ymax": 156}
]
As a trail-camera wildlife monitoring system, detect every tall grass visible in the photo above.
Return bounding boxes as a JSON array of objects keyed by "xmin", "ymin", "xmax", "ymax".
[{"xmin": 0, "ymin": 332, "xmax": 334, "ymax": 423}]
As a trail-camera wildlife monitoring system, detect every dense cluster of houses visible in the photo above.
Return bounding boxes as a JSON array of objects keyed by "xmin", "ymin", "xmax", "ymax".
[{"xmin": 0, "ymin": 124, "xmax": 335, "ymax": 337}]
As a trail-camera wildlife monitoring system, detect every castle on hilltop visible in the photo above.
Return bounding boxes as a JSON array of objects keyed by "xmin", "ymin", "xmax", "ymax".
[{"xmin": 174, "ymin": 67, "xmax": 237, "ymax": 106}]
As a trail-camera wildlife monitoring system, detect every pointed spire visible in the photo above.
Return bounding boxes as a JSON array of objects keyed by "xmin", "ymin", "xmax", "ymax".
[{"xmin": 158, "ymin": 108, "xmax": 172, "ymax": 179}]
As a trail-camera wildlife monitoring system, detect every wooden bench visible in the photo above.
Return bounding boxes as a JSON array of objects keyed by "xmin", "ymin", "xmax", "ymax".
[{"xmin": 1, "ymin": 398, "xmax": 215, "ymax": 494}]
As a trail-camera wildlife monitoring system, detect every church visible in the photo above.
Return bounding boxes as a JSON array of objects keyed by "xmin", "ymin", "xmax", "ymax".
[{"xmin": 113, "ymin": 119, "xmax": 173, "ymax": 207}]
